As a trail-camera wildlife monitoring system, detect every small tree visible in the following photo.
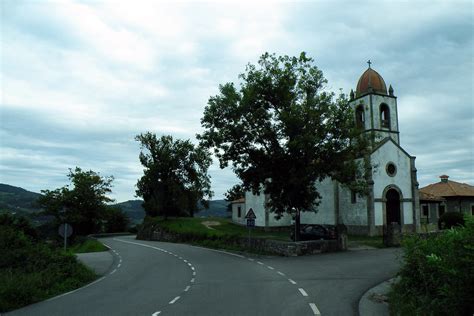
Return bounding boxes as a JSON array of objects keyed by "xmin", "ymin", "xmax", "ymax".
[
  {"xmin": 224, "ymin": 184, "xmax": 245, "ymax": 211},
  {"xmin": 135, "ymin": 132, "xmax": 213, "ymax": 218},
  {"xmin": 198, "ymin": 52, "xmax": 369, "ymax": 240},
  {"xmin": 38, "ymin": 167, "xmax": 114, "ymax": 235},
  {"xmin": 103, "ymin": 207, "xmax": 130, "ymax": 233}
]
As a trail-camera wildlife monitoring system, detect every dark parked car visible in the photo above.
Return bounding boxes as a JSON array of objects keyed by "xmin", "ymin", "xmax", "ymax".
[{"xmin": 290, "ymin": 224, "xmax": 336, "ymax": 241}]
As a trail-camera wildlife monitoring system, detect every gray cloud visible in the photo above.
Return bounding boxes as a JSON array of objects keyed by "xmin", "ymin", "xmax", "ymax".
[{"xmin": 1, "ymin": 0, "xmax": 472, "ymax": 202}]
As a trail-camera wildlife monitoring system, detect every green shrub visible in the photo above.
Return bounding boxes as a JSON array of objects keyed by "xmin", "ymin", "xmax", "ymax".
[
  {"xmin": 438, "ymin": 211, "xmax": 465, "ymax": 230},
  {"xmin": 389, "ymin": 216, "xmax": 474, "ymax": 315},
  {"xmin": 0, "ymin": 225, "xmax": 96, "ymax": 312}
]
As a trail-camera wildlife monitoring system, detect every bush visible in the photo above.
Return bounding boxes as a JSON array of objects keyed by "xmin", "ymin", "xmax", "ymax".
[
  {"xmin": 389, "ymin": 216, "xmax": 474, "ymax": 315},
  {"xmin": 0, "ymin": 222, "xmax": 96, "ymax": 312},
  {"xmin": 438, "ymin": 211, "xmax": 465, "ymax": 230}
]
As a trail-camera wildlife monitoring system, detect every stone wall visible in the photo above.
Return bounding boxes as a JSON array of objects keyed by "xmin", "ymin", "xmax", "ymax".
[{"xmin": 139, "ymin": 227, "xmax": 340, "ymax": 256}]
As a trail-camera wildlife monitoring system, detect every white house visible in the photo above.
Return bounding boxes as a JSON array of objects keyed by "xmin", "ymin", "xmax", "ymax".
[{"xmin": 232, "ymin": 64, "xmax": 421, "ymax": 236}]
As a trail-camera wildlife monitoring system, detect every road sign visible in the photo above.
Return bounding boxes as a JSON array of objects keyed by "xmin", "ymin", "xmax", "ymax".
[
  {"xmin": 58, "ymin": 223, "xmax": 73, "ymax": 238},
  {"xmin": 245, "ymin": 208, "xmax": 257, "ymax": 219},
  {"xmin": 246, "ymin": 219, "xmax": 255, "ymax": 227}
]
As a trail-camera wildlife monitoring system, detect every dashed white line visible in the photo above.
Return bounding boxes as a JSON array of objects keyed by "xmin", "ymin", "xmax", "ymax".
[
  {"xmin": 277, "ymin": 271, "xmax": 285, "ymax": 276},
  {"xmin": 110, "ymin": 269, "xmax": 117, "ymax": 275},
  {"xmin": 309, "ymin": 303, "xmax": 321, "ymax": 315},
  {"xmin": 183, "ymin": 259, "xmax": 188, "ymax": 263},
  {"xmin": 298, "ymin": 288, "xmax": 309, "ymax": 296},
  {"xmin": 288, "ymin": 278, "xmax": 297, "ymax": 285},
  {"xmin": 169, "ymin": 296, "xmax": 180, "ymax": 304},
  {"xmin": 248, "ymin": 258, "xmax": 255, "ymax": 262},
  {"xmin": 152, "ymin": 311, "xmax": 161, "ymax": 316},
  {"xmin": 191, "ymin": 266, "xmax": 195, "ymax": 271},
  {"xmin": 117, "ymin": 263, "xmax": 121, "ymax": 268},
  {"xmin": 190, "ymin": 278, "xmax": 195, "ymax": 283},
  {"xmin": 267, "ymin": 266, "xmax": 274, "ymax": 270},
  {"xmin": 257, "ymin": 261, "xmax": 264, "ymax": 265},
  {"xmin": 192, "ymin": 271, "xmax": 196, "ymax": 276},
  {"xmin": 184, "ymin": 285, "xmax": 190, "ymax": 292},
  {"xmin": 187, "ymin": 263, "xmax": 192, "ymax": 267}
]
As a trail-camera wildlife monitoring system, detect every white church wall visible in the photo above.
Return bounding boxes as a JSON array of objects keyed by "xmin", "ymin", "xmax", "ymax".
[
  {"xmin": 339, "ymin": 185, "xmax": 368, "ymax": 226},
  {"xmin": 374, "ymin": 202, "xmax": 384, "ymax": 226},
  {"xmin": 403, "ymin": 202, "xmax": 414, "ymax": 224},
  {"xmin": 301, "ymin": 177, "xmax": 336, "ymax": 225},
  {"xmin": 371, "ymin": 141, "xmax": 412, "ymax": 200},
  {"xmin": 245, "ymin": 191, "xmax": 266, "ymax": 226},
  {"xmin": 231, "ymin": 202, "xmax": 246, "ymax": 225}
]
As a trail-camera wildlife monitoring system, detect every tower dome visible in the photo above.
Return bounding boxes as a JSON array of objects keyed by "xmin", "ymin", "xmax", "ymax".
[{"xmin": 356, "ymin": 67, "xmax": 387, "ymax": 96}]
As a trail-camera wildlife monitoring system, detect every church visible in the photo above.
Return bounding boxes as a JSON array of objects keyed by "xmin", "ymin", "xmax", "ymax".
[{"xmin": 232, "ymin": 64, "xmax": 421, "ymax": 236}]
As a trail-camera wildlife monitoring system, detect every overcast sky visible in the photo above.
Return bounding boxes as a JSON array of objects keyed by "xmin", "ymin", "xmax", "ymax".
[{"xmin": 1, "ymin": 0, "xmax": 473, "ymax": 202}]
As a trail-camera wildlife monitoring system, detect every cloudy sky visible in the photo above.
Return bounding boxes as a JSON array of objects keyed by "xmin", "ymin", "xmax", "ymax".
[{"xmin": 1, "ymin": 0, "xmax": 473, "ymax": 202}]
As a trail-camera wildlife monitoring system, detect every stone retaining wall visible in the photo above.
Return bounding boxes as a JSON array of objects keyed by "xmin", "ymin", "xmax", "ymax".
[{"xmin": 140, "ymin": 227, "xmax": 340, "ymax": 256}]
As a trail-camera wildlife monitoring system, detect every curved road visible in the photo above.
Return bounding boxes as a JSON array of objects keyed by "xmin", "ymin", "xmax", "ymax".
[{"xmin": 7, "ymin": 236, "xmax": 400, "ymax": 316}]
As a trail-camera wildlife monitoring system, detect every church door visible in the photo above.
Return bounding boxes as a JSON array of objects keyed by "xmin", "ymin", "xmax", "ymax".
[{"xmin": 386, "ymin": 189, "xmax": 401, "ymax": 225}]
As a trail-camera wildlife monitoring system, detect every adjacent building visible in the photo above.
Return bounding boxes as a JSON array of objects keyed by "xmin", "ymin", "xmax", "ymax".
[{"xmin": 419, "ymin": 175, "xmax": 474, "ymax": 222}]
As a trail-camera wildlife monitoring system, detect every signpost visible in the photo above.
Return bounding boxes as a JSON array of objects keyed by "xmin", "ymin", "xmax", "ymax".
[
  {"xmin": 58, "ymin": 223, "xmax": 73, "ymax": 251},
  {"xmin": 245, "ymin": 209, "xmax": 257, "ymax": 246}
]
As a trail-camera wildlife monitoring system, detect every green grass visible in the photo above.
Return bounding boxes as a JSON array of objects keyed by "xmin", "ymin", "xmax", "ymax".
[
  {"xmin": 69, "ymin": 239, "xmax": 108, "ymax": 253},
  {"xmin": 156, "ymin": 217, "xmax": 291, "ymax": 241},
  {"xmin": 348, "ymin": 235, "xmax": 385, "ymax": 248}
]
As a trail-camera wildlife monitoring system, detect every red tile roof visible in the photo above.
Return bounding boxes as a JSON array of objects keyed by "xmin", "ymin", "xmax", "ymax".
[
  {"xmin": 420, "ymin": 177, "xmax": 474, "ymax": 197},
  {"xmin": 231, "ymin": 197, "xmax": 245, "ymax": 204},
  {"xmin": 419, "ymin": 191, "xmax": 445, "ymax": 202}
]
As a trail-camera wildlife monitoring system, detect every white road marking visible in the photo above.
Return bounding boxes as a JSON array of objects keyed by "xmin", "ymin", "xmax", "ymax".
[
  {"xmin": 179, "ymin": 257, "xmax": 183, "ymax": 260},
  {"xmin": 288, "ymin": 278, "xmax": 297, "ymax": 285},
  {"xmin": 277, "ymin": 271, "xmax": 285, "ymax": 276},
  {"xmin": 184, "ymin": 259, "xmax": 188, "ymax": 263},
  {"xmin": 169, "ymin": 296, "xmax": 180, "ymax": 304},
  {"xmin": 184, "ymin": 285, "xmax": 190, "ymax": 292},
  {"xmin": 191, "ymin": 266, "xmax": 195, "ymax": 271},
  {"xmin": 299, "ymin": 288, "xmax": 309, "ymax": 296},
  {"xmin": 152, "ymin": 311, "xmax": 161, "ymax": 316},
  {"xmin": 267, "ymin": 266, "xmax": 274, "ymax": 270},
  {"xmin": 110, "ymin": 269, "xmax": 117, "ymax": 275},
  {"xmin": 192, "ymin": 271, "xmax": 196, "ymax": 276},
  {"xmin": 309, "ymin": 303, "xmax": 321, "ymax": 315},
  {"xmin": 46, "ymin": 276, "xmax": 106, "ymax": 301},
  {"xmin": 117, "ymin": 263, "xmax": 121, "ymax": 268},
  {"xmin": 191, "ymin": 278, "xmax": 195, "ymax": 283},
  {"xmin": 257, "ymin": 261, "xmax": 264, "ymax": 265},
  {"xmin": 248, "ymin": 258, "xmax": 255, "ymax": 261},
  {"xmin": 190, "ymin": 245, "xmax": 245, "ymax": 258},
  {"xmin": 187, "ymin": 263, "xmax": 192, "ymax": 266}
]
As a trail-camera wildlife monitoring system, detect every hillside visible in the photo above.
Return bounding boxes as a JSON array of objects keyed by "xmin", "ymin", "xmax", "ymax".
[
  {"xmin": 0, "ymin": 183, "xmax": 230, "ymax": 222},
  {"xmin": 0, "ymin": 183, "xmax": 42, "ymax": 215}
]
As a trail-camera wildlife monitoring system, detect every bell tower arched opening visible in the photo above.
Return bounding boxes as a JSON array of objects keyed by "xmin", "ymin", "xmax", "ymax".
[
  {"xmin": 380, "ymin": 103, "xmax": 390, "ymax": 129},
  {"xmin": 355, "ymin": 105, "xmax": 365, "ymax": 128}
]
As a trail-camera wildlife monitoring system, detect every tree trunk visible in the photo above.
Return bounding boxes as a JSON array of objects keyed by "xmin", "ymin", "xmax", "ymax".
[{"xmin": 294, "ymin": 208, "xmax": 301, "ymax": 241}]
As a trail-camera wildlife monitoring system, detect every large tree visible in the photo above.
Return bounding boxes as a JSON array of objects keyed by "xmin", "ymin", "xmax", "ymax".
[
  {"xmin": 198, "ymin": 52, "xmax": 369, "ymax": 240},
  {"xmin": 38, "ymin": 167, "xmax": 114, "ymax": 235},
  {"xmin": 135, "ymin": 132, "xmax": 213, "ymax": 218}
]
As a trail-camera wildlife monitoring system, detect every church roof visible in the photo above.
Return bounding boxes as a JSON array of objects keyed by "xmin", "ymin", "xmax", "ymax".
[
  {"xmin": 420, "ymin": 176, "xmax": 474, "ymax": 197},
  {"xmin": 356, "ymin": 67, "xmax": 388, "ymax": 96},
  {"xmin": 231, "ymin": 197, "xmax": 245, "ymax": 204}
]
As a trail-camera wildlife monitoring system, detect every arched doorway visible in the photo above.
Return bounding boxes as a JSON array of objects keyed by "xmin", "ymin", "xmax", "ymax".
[{"xmin": 386, "ymin": 189, "xmax": 401, "ymax": 225}]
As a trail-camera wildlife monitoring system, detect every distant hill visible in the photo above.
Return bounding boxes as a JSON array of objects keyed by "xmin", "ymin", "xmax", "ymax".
[
  {"xmin": 113, "ymin": 200, "xmax": 146, "ymax": 224},
  {"xmin": 0, "ymin": 183, "xmax": 230, "ymax": 222},
  {"xmin": 0, "ymin": 183, "xmax": 42, "ymax": 216},
  {"xmin": 194, "ymin": 199, "xmax": 231, "ymax": 218}
]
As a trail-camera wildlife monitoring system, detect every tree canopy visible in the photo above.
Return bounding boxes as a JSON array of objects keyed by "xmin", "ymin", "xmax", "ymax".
[
  {"xmin": 38, "ymin": 167, "xmax": 115, "ymax": 235},
  {"xmin": 135, "ymin": 132, "xmax": 213, "ymax": 218},
  {"xmin": 198, "ymin": 52, "xmax": 369, "ymax": 236}
]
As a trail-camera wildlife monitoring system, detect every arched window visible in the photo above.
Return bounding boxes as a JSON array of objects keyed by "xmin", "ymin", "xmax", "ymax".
[
  {"xmin": 355, "ymin": 105, "xmax": 365, "ymax": 128},
  {"xmin": 380, "ymin": 104, "xmax": 390, "ymax": 128}
]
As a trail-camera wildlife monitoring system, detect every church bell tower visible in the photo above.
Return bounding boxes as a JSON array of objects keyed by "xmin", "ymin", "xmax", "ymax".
[{"xmin": 349, "ymin": 61, "xmax": 400, "ymax": 145}]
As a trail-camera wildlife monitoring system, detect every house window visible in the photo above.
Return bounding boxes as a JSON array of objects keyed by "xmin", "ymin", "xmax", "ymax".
[
  {"xmin": 380, "ymin": 104, "xmax": 390, "ymax": 128},
  {"xmin": 351, "ymin": 190, "xmax": 356, "ymax": 204},
  {"xmin": 237, "ymin": 206, "xmax": 241, "ymax": 217},
  {"xmin": 356, "ymin": 105, "xmax": 365, "ymax": 128},
  {"xmin": 438, "ymin": 205, "xmax": 445, "ymax": 217},
  {"xmin": 422, "ymin": 205, "xmax": 429, "ymax": 217}
]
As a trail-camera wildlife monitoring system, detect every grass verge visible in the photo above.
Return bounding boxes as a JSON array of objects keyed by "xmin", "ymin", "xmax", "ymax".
[{"xmin": 70, "ymin": 238, "xmax": 108, "ymax": 253}]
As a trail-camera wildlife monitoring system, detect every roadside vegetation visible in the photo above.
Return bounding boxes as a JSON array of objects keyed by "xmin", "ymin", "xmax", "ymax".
[
  {"xmin": 69, "ymin": 238, "xmax": 108, "ymax": 253},
  {"xmin": 389, "ymin": 215, "xmax": 473, "ymax": 315},
  {"xmin": 0, "ymin": 214, "xmax": 97, "ymax": 313},
  {"xmin": 139, "ymin": 216, "xmax": 291, "ymax": 253}
]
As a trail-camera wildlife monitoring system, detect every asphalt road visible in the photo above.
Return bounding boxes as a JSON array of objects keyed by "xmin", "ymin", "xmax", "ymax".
[{"xmin": 7, "ymin": 236, "xmax": 401, "ymax": 316}]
